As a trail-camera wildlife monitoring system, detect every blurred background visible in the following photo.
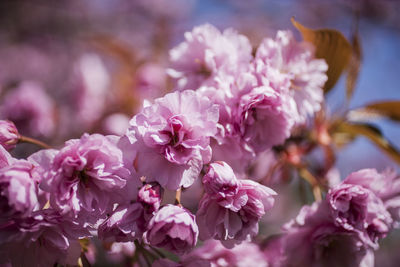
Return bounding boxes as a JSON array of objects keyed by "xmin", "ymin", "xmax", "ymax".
[{"xmin": 0, "ymin": 0, "xmax": 399, "ymax": 265}]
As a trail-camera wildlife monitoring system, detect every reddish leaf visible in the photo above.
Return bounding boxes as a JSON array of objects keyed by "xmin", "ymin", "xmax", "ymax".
[{"xmin": 291, "ymin": 18, "xmax": 352, "ymax": 93}]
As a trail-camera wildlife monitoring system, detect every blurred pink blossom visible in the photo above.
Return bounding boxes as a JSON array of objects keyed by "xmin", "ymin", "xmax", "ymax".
[
  {"xmin": 71, "ymin": 53, "xmax": 110, "ymax": 128},
  {"xmin": 184, "ymin": 240, "xmax": 268, "ymax": 267},
  {"xmin": 102, "ymin": 113, "xmax": 130, "ymax": 136},
  {"xmin": 0, "ymin": 81, "xmax": 55, "ymax": 137},
  {"xmin": 0, "ymin": 209, "xmax": 89, "ymax": 267}
]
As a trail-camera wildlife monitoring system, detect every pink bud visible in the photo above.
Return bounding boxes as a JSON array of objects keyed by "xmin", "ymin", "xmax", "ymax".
[
  {"xmin": 138, "ymin": 183, "xmax": 162, "ymax": 215},
  {"xmin": 0, "ymin": 120, "xmax": 19, "ymax": 151},
  {"xmin": 145, "ymin": 204, "xmax": 198, "ymax": 255}
]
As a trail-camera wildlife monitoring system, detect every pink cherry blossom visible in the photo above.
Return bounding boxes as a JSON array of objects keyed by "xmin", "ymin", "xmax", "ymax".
[
  {"xmin": 202, "ymin": 161, "xmax": 239, "ymax": 204},
  {"xmin": 120, "ymin": 90, "xmax": 219, "ymax": 190},
  {"xmin": 40, "ymin": 133, "xmax": 133, "ymax": 223},
  {"xmin": 264, "ymin": 201, "xmax": 375, "ymax": 267},
  {"xmin": 0, "ymin": 160, "xmax": 40, "ymax": 221},
  {"xmin": 237, "ymin": 85, "xmax": 295, "ymax": 152},
  {"xmin": 327, "ymin": 183, "xmax": 392, "ymax": 246},
  {"xmin": 98, "ymin": 203, "xmax": 145, "ymax": 242},
  {"xmin": 255, "ymin": 30, "xmax": 328, "ymax": 123},
  {"xmin": 200, "ymin": 70, "xmax": 295, "ymax": 173},
  {"xmin": 168, "ymin": 24, "xmax": 252, "ymax": 90},
  {"xmin": 0, "ymin": 209, "xmax": 88, "ymax": 267},
  {"xmin": 145, "ymin": 204, "xmax": 198, "ymax": 255},
  {"xmin": 197, "ymin": 173, "xmax": 276, "ymax": 246},
  {"xmin": 200, "ymin": 72, "xmax": 259, "ymax": 172},
  {"xmin": 342, "ymin": 168, "xmax": 400, "ymax": 228}
]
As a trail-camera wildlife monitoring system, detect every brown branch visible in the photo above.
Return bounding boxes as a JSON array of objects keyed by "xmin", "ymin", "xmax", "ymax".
[{"xmin": 19, "ymin": 135, "xmax": 51, "ymax": 149}]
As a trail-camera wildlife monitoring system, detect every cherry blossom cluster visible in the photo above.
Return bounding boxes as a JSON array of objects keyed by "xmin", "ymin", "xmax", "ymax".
[
  {"xmin": 0, "ymin": 23, "xmax": 398, "ymax": 267},
  {"xmin": 262, "ymin": 169, "xmax": 400, "ymax": 267}
]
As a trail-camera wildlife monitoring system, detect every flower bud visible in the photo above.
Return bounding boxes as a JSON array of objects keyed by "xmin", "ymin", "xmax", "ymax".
[
  {"xmin": 0, "ymin": 120, "xmax": 19, "ymax": 151},
  {"xmin": 203, "ymin": 161, "xmax": 239, "ymax": 197},
  {"xmin": 138, "ymin": 183, "xmax": 162, "ymax": 217},
  {"xmin": 145, "ymin": 204, "xmax": 198, "ymax": 255}
]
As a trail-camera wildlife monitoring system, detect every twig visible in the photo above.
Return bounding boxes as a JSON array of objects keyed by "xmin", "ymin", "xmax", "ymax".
[
  {"xmin": 298, "ymin": 167, "xmax": 322, "ymax": 201},
  {"xmin": 19, "ymin": 135, "xmax": 51, "ymax": 149},
  {"xmin": 175, "ymin": 187, "xmax": 182, "ymax": 205},
  {"xmin": 150, "ymin": 246, "xmax": 166, "ymax": 258},
  {"xmin": 79, "ymin": 252, "xmax": 92, "ymax": 267}
]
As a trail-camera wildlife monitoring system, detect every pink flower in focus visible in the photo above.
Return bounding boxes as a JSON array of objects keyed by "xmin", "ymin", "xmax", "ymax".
[
  {"xmin": 120, "ymin": 90, "xmax": 219, "ymax": 190},
  {"xmin": 202, "ymin": 161, "xmax": 246, "ymax": 212},
  {"xmin": 203, "ymin": 161, "xmax": 239, "ymax": 200},
  {"xmin": 168, "ymin": 24, "xmax": 252, "ymax": 90},
  {"xmin": 197, "ymin": 169, "xmax": 276, "ymax": 246},
  {"xmin": 200, "ymin": 70, "xmax": 295, "ymax": 173},
  {"xmin": 98, "ymin": 203, "xmax": 145, "ymax": 242},
  {"xmin": 0, "ymin": 120, "xmax": 19, "ymax": 151},
  {"xmin": 0, "ymin": 160, "xmax": 40, "ymax": 221},
  {"xmin": 145, "ymin": 204, "xmax": 198, "ymax": 255},
  {"xmin": 255, "ymin": 30, "xmax": 328, "ymax": 123},
  {"xmin": 0, "ymin": 81, "xmax": 55, "ymax": 137},
  {"xmin": 237, "ymin": 85, "xmax": 295, "ymax": 152},
  {"xmin": 40, "ymin": 134, "xmax": 133, "ymax": 223},
  {"xmin": 200, "ymin": 72, "xmax": 259, "ymax": 173}
]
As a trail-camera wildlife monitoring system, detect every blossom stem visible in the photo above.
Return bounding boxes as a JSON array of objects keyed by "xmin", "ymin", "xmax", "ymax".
[
  {"xmin": 262, "ymin": 159, "xmax": 284, "ymax": 185},
  {"xmin": 79, "ymin": 252, "xmax": 92, "ymax": 267},
  {"xmin": 298, "ymin": 167, "xmax": 322, "ymax": 201},
  {"xmin": 150, "ymin": 246, "xmax": 166, "ymax": 258},
  {"xmin": 19, "ymin": 135, "xmax": 51, "ymax": 149},
  {"xmin": 134, "ymin": 240, "xmax": 159, "ymax": 266},
  {"xmin": 175, "ymin": 187, "xmax": 182, "ymax": 205},
  {"xmin": 141, "ymin": 253, "xmax": 152, "ymax": 267}
]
